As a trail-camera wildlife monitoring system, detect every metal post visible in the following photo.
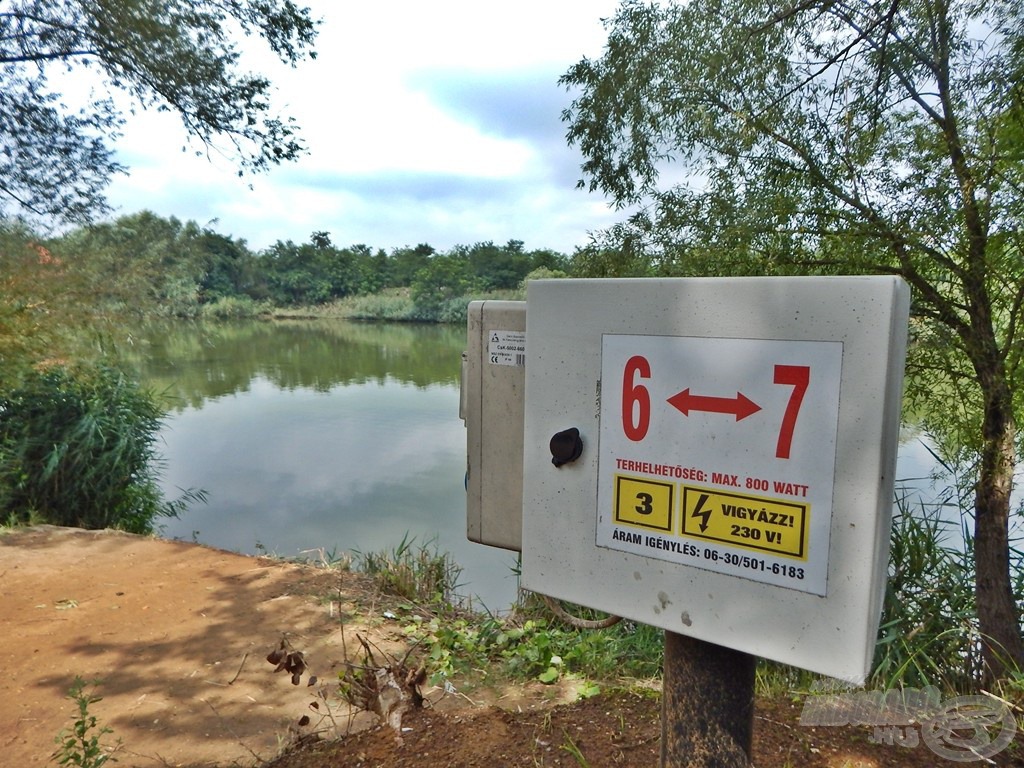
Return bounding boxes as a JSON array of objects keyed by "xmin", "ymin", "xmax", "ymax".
[{"xmin": 661, "ymin": 630, "xmax": 755, "ymax": 767}]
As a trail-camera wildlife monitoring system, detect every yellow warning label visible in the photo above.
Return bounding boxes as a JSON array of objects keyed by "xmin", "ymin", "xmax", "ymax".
[
  {"xmin": 681, "ymin": 485, "xmax": 809, "ymax": 559},
  {"xmin": 613, "ymin": 475, "xmax": 674, "ymax": 533}
]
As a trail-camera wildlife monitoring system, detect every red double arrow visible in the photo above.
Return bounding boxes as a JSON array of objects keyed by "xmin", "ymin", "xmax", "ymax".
[{"xmin": 667, "ymin": 388, "xmax": 761, "ymax": 421}]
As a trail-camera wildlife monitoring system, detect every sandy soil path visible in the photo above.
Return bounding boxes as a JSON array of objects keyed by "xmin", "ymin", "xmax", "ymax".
[{"xmin": 0, "ymin": 526, "xmax": 370, "ymax": 767}]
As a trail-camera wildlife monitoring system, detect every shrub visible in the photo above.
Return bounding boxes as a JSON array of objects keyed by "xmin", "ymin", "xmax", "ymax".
[
  {"xmin": 437, "ymin": 296, "xmax": 472, "ymax": 324},
  {"xmin": 0, "ymin": 363, "xmax": 201, "ymax": 533},
  {"xmin": 200, "ymin": 295, "xmax": 271, "ymax": 318}
]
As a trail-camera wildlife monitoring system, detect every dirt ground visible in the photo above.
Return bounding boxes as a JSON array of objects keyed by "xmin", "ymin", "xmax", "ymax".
[{"xmin": 1, "ymin": 526, "xmax": 1019, "ymax": 767}]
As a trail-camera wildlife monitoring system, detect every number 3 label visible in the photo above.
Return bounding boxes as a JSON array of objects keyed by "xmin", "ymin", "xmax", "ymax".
[{"xmin": 634, "ymin": 492, "xmax": 654, "ymax": 515}]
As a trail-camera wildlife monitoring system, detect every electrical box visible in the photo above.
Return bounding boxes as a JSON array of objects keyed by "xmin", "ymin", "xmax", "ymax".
[
  {"xmin": 519, "ymin": 277, "xmax": 910, "ymax": 683},
  {"xmin": 462, "ymin": 300, "xmax": 526, "ymax": 551}
]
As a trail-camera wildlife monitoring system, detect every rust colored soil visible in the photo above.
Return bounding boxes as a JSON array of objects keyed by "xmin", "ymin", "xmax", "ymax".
[{"xmin": 0, "ymin": 525, "xmax": 376, "ymax": 767}]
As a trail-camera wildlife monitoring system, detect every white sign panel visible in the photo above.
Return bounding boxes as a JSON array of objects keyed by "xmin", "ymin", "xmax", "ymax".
[
  {"xmin": 597, "ymin": 335, "xmax": 842, "ymax": 595},
  {"xmin": 519, "ymin": 277, "xmax": 911, "ymax": 682}
]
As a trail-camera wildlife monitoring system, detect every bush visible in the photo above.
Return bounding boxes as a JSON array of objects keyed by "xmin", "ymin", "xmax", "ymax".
[
  {"xmin": 0, "ymin": 363, "xmax": 201, "ymax": 533},
  {"xmin": 437, "ymin": 296, "xmax": 473, "ymax": 324},
  {"xmin": 200, "ymin": 295, "xmax": 271, "ymax": 318},
  {"xmin": 332, "ymin": 292, "xmax": 418, "ymax": 321}
]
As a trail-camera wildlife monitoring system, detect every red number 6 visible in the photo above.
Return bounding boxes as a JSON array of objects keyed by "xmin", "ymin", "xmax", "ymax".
[{"xmin": 622, "ymin": 356, "xmax": 651, "ymax": 442}]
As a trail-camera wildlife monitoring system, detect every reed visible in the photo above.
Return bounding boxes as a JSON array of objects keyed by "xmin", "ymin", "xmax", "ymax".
[{"xmin": 0, "ymin": 363, "xmax": 203, "ymax": 533}]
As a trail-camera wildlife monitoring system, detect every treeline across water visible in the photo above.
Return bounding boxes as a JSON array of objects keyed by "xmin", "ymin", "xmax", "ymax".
[{"xmin": 5, "ymin": 210, "xmax": 570, "ymax": 323}]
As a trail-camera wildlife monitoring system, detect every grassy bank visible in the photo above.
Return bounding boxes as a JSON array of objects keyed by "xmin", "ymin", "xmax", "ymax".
[
  {"xmin": 338, "ymin": 510, "xmax": 1024, "ymax": 701},
  {"xmin": 264, "ymin": 287, "xmax": 524, "ymax": 324},
  {"xmin": 196, "ymin": 286, "xmax": 531, "ymax": 323}
]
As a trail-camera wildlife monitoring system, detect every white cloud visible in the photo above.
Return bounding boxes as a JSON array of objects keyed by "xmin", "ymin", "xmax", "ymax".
[{"xmin": 101, "ymin": 0, "xmax": 624, "ymax": 252}]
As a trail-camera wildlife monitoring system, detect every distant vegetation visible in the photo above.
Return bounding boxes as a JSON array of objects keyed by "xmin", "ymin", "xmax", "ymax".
[{"xmin": 2, "ymin": 211, "xmax": 570, "ymax": 326}]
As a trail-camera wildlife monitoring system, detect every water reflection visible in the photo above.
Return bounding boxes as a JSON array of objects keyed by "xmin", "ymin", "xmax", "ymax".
[
  {"xmin": 135, "ymin": 319, "xmax": 466, "ymax": 408},
  {"xmin": 135, "ymin": 320, "xmax": 520, "ymax": 612}
]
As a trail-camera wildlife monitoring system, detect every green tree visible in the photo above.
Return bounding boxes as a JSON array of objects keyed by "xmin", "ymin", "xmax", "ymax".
[
  {"xmin": 388, "ymin": 243, "xmax": 436, "ymax": 287},
  {"xmin": 562, "ymin": 0, "xmax": 1024, "ymax": 680},
  {"xmin": 261, "ymin": 239, "xmax": 330, "ymax": 305},
  {"xmin": 258, "ymin": 234, "xmax": 380, "ymax": 305},
  {"xmin": 195, "ymin": 229, "xmax": 253, "ymax": 302},
  {"xmin": 57, "ymin": 211, "xmax": 208, "ymax": 316},
  {"xmin": 367, "ymin": 247, "xmax": 391, "ymax": 294},
  {"xmin": 0, "ymin": 0, "xmax": 318, "ymax": 223},
  {"xmin": 527, "ymin": 247, "xmax": 570, "ymax": 274},
  {"xmin": 466, "ymin": 240, "xmax": 534, "ymax": 290},
  {"xmin": 411, "ymin": 252, "xmax": 476, "ymax": 317},
  {"xmin": 348, "ymin": 243, "xmax": 383, "ymax": 295}
]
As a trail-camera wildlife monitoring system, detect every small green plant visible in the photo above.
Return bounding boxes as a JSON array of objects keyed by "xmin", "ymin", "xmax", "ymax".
[
  {"xmin": 402, "ymin": 608, "xmax": 662, "ymax": 690},
  {"xmin": 559, "ymin": 729, "xmax": 591, "ymax": 767},
  {"xmin": 52, "ymin": 677, "xmax": 120, "ymax": 767}
]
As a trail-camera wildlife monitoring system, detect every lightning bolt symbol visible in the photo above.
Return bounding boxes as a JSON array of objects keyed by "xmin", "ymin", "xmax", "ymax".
[{"xmin": 691, "ymin": 493, "xmax": 712, "ymax": 533}]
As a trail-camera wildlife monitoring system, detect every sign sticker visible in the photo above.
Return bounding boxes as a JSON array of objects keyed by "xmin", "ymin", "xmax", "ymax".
[
  {"xmin": 614, "ymin": 475, "xmax": 674, "ymax": 532},
  {"xmin": 488, "ymin": 330, "xmax": 525, "ymax": 367},
  {"xmin": 681, "ymin": 486, "xmax": 808, "ymax": 559},
  {"xmin": 596, "ymin": 335, "xmax": 842, "ymax": 595}
]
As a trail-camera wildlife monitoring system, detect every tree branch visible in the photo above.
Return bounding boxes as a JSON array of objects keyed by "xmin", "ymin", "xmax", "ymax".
[{"xmin": 0, "ymin": 49, "xmax": 96, "ymax": 64}]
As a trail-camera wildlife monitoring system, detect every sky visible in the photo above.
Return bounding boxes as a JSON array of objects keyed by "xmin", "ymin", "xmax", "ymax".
[{"xmin": 101, "ymin": 1, "xmax": 626, "ymax": 255}]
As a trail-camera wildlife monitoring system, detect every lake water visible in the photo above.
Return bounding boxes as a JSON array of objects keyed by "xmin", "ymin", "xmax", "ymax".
[
  {"xmin": 135, "ymin": 319, "xmax": 521, "ymax": 612},
  {"xmin": 134, "ymin": 319, "xmax": 989, "ymax": 614}
]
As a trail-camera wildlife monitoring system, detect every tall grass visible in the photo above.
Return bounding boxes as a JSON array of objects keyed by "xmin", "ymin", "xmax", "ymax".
[
  {"xmin": 0, "ymin": 363, "xmax": 203, "ymax": 533},
  {"xmin": 321, "ymin": 291, "xmax": 419, "ymax": 321},
  {"xmin": 871, "ymin": 490, "xmax": 986, "ymax": 692},
  {"xmin": 353, "ymin": 533, "xmax": 464, "ymax": 606}
]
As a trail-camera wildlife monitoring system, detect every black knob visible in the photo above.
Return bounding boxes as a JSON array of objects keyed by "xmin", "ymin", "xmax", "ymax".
[{"xmin": 550, "ymin": 427, "xmax": 583, "ymax": 467}]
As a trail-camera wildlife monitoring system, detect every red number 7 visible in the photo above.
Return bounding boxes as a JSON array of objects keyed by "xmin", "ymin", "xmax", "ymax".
[{"xmin": 774, "ymin": 365, "xmax": 809, "ymax": 459}]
